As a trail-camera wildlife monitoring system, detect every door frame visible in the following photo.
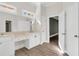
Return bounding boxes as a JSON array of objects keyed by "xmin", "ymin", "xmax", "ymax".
[
  {"xmin": 58, "ymin": 11, "xmax": 68, "ymax": 54},
  {"xmin": 47, "ymin": 14, "xmax": 60, "ymax": 44}
]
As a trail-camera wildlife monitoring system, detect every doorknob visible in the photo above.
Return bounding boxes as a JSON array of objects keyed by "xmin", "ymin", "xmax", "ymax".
[
  {"xmin": 74, "ymin": 35, "xmax": 79, "ymax": 38},
  {"xmin": 62, "ymin": 33, "xmax": 66, "ymax": 35}
]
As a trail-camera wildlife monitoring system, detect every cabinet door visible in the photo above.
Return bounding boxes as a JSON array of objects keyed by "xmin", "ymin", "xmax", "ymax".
[
  {"xmin": 25, "ymin": 33, "xmax": 40, "ymax": 49},
  {"xmin": 66, "ymin": 3, "xmax": 78, "ymax": 56},
  {"xmin": 0, "ymin": 40, "xmax": 15, "ymax": 56},
  {"xmin": 33, "ymin": 34, "xmax": 40, "ymax": 46},
  {"xmin": 29, "ymin": 33, "xmax": 40, "ymax": 48}
]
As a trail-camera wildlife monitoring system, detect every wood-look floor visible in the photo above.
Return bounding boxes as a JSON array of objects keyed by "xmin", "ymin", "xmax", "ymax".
[{"xmin": 15, "ymin": 35, "xmax": 64, "ymax": 56}]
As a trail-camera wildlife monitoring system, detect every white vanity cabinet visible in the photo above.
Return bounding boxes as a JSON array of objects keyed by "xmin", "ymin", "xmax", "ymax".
[
  {"xmin": 0, "ymin": 36, "xmax": 15, "ymax": 56},
  {"xmin": 25, "ymin": 33, "xmax": 40, "ymax": 49}
]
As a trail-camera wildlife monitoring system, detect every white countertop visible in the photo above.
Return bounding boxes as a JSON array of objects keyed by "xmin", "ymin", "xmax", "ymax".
[{"xmin": 0, "ymin": 32, "xmax": 40, "ymax": 42}]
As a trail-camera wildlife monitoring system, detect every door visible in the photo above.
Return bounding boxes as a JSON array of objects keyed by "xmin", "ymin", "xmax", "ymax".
[
  {"xmin": 59, "ymin": 11, "xmax": 66, "ymax": 51},
  {"xmin": 66, "ymin": 4, "xmax": 78, "ymax": 56}
]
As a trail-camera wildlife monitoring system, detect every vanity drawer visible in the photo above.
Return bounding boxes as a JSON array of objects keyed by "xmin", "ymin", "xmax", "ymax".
[
  {"xmin": 25, "ymin": 33, "xmax": 40, "ymax": 49},
  {"xmin": 0, "ymin": 36, "xmax": 15, "ymax": 56},
  {"xmin": 0, "ymin": 37, "xmax": 11, "ymax": 43}
]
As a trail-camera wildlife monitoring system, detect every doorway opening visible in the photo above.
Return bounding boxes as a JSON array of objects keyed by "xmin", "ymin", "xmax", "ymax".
[
  {"xmin": 49, "ymin": 16, "xmax": 59, "ymax": 46},
  {"xmin": 5, "ymin": 21, "xmax": 12, "ymax": 32}
]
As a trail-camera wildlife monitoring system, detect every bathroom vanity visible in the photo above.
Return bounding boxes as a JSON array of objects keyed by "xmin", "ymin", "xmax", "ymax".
[
  {"xmin": 0, "ymin": 32, "xmax": 40, "ymax": 56},
  {"xmin": 25, "ymin": 32, "xmax": 40, "ymax": 49}
]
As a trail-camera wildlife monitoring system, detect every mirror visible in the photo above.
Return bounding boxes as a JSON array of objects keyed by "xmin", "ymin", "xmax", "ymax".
[
  {"xmin": 0, "ymin": 12, "xmax": 31, "ymax": 33},
  {"xmin": 5, "ymin": 20, "xmax": 12, "ymax": 32}
]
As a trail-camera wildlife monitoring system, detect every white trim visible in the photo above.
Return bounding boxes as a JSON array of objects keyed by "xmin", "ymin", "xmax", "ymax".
[
  {"xmin": 0, "ymin": 3, "xmax": 16, "ymax": 10},
  {"xmin": 50, "ymin": 33, "xmax": 58, "ymax": 38},
  {"xmin": 0, "ymin": 3, "xmax": 17, "ymax": 14}
]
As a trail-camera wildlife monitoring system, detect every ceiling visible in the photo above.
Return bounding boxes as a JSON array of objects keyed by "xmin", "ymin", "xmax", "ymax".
[
  {"xmin": 1, "ymin": 2, "xmax": 76, "ymax": 13},
  {"xmin": 3, "ymin": 2, "xmax": 37, "ymax": 12},
  {"xmin": 41, "ymin": 2, "xmax": 63, "ymax": 7}
]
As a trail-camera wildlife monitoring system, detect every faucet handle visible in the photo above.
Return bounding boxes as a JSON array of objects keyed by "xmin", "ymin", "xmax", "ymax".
[{"xmin": 1, "ymin": 33, "xmax": 4, "ymax": 35}]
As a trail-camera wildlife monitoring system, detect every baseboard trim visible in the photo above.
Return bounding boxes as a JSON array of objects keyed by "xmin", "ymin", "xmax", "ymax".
[{"xmin": 50, "ymin": 33, "xmax": 58, "ymax": 38}]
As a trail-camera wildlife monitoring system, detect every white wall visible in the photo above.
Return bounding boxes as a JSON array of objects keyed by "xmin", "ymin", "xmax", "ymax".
[
  {"xmin": 13, "ymin": 17, "xmax": 30, "ymax": 32},
  {"xmin": 46, "ymin": 2, "xmax": 63, "ymax": 17},
  {"xmin": 62, "ymin": 2, "xmax": 77, "ymax": 10},
  {"xmin": 40, "ymin": 4, "xmax": 48, "ymax": 43},
  {"xmin": 45, "ymin": 2, "xmax": 77, "ymax": 17}
]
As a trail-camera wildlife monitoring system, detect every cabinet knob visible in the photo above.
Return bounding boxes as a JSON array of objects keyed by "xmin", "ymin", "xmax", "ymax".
[{"xmin": 0, "ymin": 42, "xmax": 2, "ymax": 45}]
